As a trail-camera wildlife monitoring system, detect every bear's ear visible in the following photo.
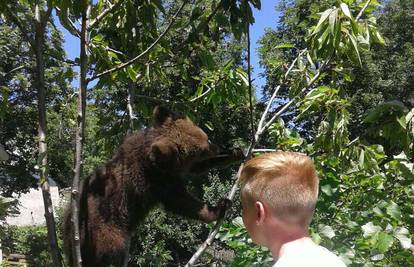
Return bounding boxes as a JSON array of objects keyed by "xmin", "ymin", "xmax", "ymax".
[
  {"xmin": 149, "ymin": 139, "xmax": 179, "ymax": 166},
  {"xmin": 153, "ymin": 106, "xmax": 175, "ymax": 127}
]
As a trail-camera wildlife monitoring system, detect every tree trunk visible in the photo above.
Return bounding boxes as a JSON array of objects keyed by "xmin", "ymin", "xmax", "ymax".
[
  {"xmin": 71, "ymin": 2, "xmax": 90, "ymax": 266},
  {"xmin": 127, "ymin": 81, "xmax": 138, "ymax": 133},
  {"xmin": 34, "ymin": 4, "xmax": 62, "ymax": 267}
]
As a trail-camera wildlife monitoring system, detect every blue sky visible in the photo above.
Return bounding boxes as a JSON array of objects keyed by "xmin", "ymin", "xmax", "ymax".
[
  {"xmin": 57, "ymin": 1, "xmax": 280, "ymax": 94},
  {"xmin": 250, "ymin": 0, "xmax": 280, "ymax": 94}
]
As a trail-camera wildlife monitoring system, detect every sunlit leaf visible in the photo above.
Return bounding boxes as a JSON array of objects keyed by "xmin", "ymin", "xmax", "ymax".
[
  {"xmin": 315, "ymin": 8, "xmax": 334, "ymax": 33},
  {"xmin": 386, "ymin": 201, "xmax": 402, "ymax": 220},
  {"xmin": 321, "ymin": 184, "xmax": 334, "ymax": 196},
  {"xmin": 319, "ymin": 224, "xmax": 336, "ymax": 239},
  {"xmin": 274, "ymin": 43, "xmax": 295, "ymax": 49},
  {"xmin": 362, "ymin": 222, "xmax": 381, "ymax": 237},
  {"xmin": 394, "ymin": 227, "xmax": 412, "ymax": 249},
  {"xmin": 329, "ymin": 9, "xmax": 337, "ymax": 35},
  {"xmin": 371, "ymin": 254, "xmax": 385, "ymax": 261},
  {"xmin": 397, "ymin": 116, "xmax": 406, "ymax": 129},
  {"xmin": 340, "ymin": 3, "xmax": 352, "ymax": 19}
]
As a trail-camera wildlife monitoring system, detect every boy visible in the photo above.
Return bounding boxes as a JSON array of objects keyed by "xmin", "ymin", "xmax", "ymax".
[{"xmin": 239, "ymin": 151, "xmax": 346, "ymax": 267}]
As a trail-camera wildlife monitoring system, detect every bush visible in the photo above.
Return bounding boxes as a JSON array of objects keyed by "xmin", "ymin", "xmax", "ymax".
[{"xmin": 1, "ymin": 225, "xmax": 52, "ymax": 266}]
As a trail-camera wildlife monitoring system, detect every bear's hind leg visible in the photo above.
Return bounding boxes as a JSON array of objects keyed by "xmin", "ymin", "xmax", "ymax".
[{"xmin": 92, "ymin": 224, "xmax": 130, "ymax": 266}]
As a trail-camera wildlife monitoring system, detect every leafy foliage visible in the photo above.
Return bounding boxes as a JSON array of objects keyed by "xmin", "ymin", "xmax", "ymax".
[
  {"xmin": 1, "ymin": 226, "xmax": 57, "ymax": 266},
  {"xmin": 219, "ymin": 1, "xmax": 413, "ymax": 266},
  {"xmin": 1, "ymin": 0, "xmax": 413, "ymax": 266},
  {"xmin": 217, "ymin": 217, "xmax": 273, "ymax": 266}
]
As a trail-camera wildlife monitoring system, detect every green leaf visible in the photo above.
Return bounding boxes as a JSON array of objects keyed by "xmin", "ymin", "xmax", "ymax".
[
  {"xmin": 306, "ymin": 52, "xmax": 315, "ymax": 67},
  {"xmin": 126, "ymin": 66, "xmax": 138, "ymax": 82},
  {"xmin": 319, "ymin": 224, "xmax": 336, "ymax": 239},
  {"xmin": 397, "ymin": 115, "xmax": 406, "ymax": 129},
  {"xmin": 373, "ymin": 30, "xmax": 385, "ymax": 45},
  {"xmin": 232, "ymin": 216, "xmax": 245, "ymax": 228},
  {"xmin": 343, "ymin": 0, "xmax": 355, "ymax": 4},
  {"xmin": 321, "ymin": 184, "xmax": 334, "ymax": 196},
  {"xmin": 346, "ymin": 32, "xmax": 362, "ymax": 65},
  {"xmin": 328, "ymin": 9, "xmax": 337, "ymax": 35},
  {"xmin": 315, "ymin": 8, "xmax": 333, "ymax": 33},
  {"xmin": 340, "ymin": 3, "xmax": 352, "ymax": 19},
  {"xmin": 311, "ymin": 232, "xmax": 322, "ymax": 244},
  {"xmin": 199, "ymin": 50, "xmax": 215, "ymax": 70},
  {"xmin": 236, "ymin": 68, "xmax": 249, "ymax": 86},
  {"xmin": 204, "ymin": 121, "xmax": 214, "ymax": 131},
  {"xmin": 375, "ymin": 232, "xmax": 394, "ymax": 253},
  {"xmin": 362, "ymin": 222, "xmax": 381, "ymax": 237},
  {"xmin": 359, "ymin": 149, "xmax": 365, "ymax": 168},
  {"xmin": 317, "ymin": 26, "xmax": 331, "ymax": 50},
  {"xmin": 371, "ymin": 254, "xmax": 385, "ymax": 261},
  {"xmin": 386, "ymin": 201, "xmax": 402, "ymax": 220},
  {"xmin": 275, "ymin": 43, "xmax": 295, "ymax": 49},
  {"xmin": 394, "ymin": 227, "xmax": 412, "ymax": 249}
]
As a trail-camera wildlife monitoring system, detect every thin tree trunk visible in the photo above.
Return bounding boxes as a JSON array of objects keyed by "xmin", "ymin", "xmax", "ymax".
[
  {"xmin": 71, "ymin": 2, "xmax": 91, "ymax": 266},
  {"xmin": 127, "ymin": 81, "xmax": 137, "ymax": 133},
  {"xmin": 34, "ymin": 4, "xmax": 62, "ymax": 267}
]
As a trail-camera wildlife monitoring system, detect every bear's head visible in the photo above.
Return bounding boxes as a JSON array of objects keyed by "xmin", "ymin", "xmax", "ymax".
[{"xmin": 149, "ymin": 106, "xmax": 220, "ymax": 174}]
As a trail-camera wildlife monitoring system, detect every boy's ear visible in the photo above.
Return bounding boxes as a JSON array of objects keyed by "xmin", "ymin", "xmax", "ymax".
[{"xmin": 255, "ymin": 201, "xmax": 266, "ymax": 224}]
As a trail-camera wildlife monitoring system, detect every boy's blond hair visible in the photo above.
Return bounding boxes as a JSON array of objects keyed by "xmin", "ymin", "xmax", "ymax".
[{"xmin": 240, "ymin": 151, "xmax": 319, "ymax": 226}]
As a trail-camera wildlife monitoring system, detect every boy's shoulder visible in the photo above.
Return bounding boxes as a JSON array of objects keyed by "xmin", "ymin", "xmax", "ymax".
[{"xmin": 274, "ymin": 244, "xmax": 347, "ymax": 267}]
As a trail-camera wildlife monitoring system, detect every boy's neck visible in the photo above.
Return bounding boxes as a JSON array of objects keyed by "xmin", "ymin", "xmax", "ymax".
[
  {"xmin": 272, "ymin": 236, "xmax": 315, "ymax": 259},
  {"xmin": 269, "ymin": 230, "xmax": 312, "ymax": 259}
]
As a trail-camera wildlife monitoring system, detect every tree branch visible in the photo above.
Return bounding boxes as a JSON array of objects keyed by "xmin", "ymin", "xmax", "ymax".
[
  {"xmin": 71, "ymin": 2, "xmax": 91, "ymax": 266},
  {"xmin": 33, "ymin": 2, "xmax": 63, "ymax": 266},
  {"xmin": 135, "ymin": 94, "xmax": 173, "ymax": 104},
  {"xmin": 189, "ymin": 85, "xmax": 214, "ymax": 102},
  {"xmin": 185, "ymin": 164, "xmax": 244, "ymax": 267},
  {"xmin": 260, "ymin": 67, "xmax": 324, "ymax": 134},
  {"xmin": 252, "ymin": 148, "xmax": 277, "ymax": 153},
  {"xmin": 89, "ymin": 0, "xmax": 188, "ymax": 82},
  {"xmin": 41, "ymin": 5, "xmax": 53, "ymax": 28},
  {"xmin": 88, "ymin": 0, "xmax": 124, "ymax": 29},
  {"xmin": 4, "ymin": 65, "xmax": 25, "ymax": 76},
  {"xmin": 55, "ymin": 7, "xmax": 81, "ymax": 38},
  {"xmin": 247, "ymin": 24, "xmax": 255, "ymax": 141},
  {"xmin": 260, "ymin": 60, "xmax": 327, "ymax": 134},
  {"xmin": 255, "ymin": 49, "xmax": 306, "ymax": 140},
  {"xmin": 356, "ymin": 0, "xmax": 372, "ymax": 21},
  {"xmin": 189, "ymin": 76, "xmax": 225, "ymax": 102},
  {"xmin": 89, "ymin": 42, "xmax": 126, "ymax": 56}
]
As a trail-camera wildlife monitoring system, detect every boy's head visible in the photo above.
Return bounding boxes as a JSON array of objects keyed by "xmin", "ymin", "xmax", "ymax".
[{"xmin": 239, "ymin": 151, "xmax": 319, "ymax": 244}]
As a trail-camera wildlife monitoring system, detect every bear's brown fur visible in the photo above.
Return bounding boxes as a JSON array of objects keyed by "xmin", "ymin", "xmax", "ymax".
[{"xmin": 63, "ymin": 106, "xmax": 243, "ymax": 267}]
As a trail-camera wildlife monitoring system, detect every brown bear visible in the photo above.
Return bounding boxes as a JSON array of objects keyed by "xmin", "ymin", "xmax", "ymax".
[{"xmin": 63, "ymin": 106, "xmax": 244, "ymax": 267}]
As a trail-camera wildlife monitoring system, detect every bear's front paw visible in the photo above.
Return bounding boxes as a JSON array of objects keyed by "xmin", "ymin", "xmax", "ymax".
[
  {"xmin": 232, "ymin": 148, "xmax": 245, "ymax": 160},
  {"xmin": 217, "ymin": 198, "xmax": 232, "ymax": 219}
]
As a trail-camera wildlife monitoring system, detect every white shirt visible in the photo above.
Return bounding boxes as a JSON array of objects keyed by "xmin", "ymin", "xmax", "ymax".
[{"xmin": 273, "ymin": 241, "xmax": 346, "ymax": 267}]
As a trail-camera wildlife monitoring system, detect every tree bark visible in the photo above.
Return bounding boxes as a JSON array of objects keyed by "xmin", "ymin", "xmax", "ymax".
[
  {"xmin": 127, "ymin": 81, "xmax": 138, "ymax": 133},
  {"xmin": 34, "ymin": 4, "xmax": 62, "ymax": 267},
  {"xmin": 71, "ymin": 1, "xmax": 91, "ymax": 266}
]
